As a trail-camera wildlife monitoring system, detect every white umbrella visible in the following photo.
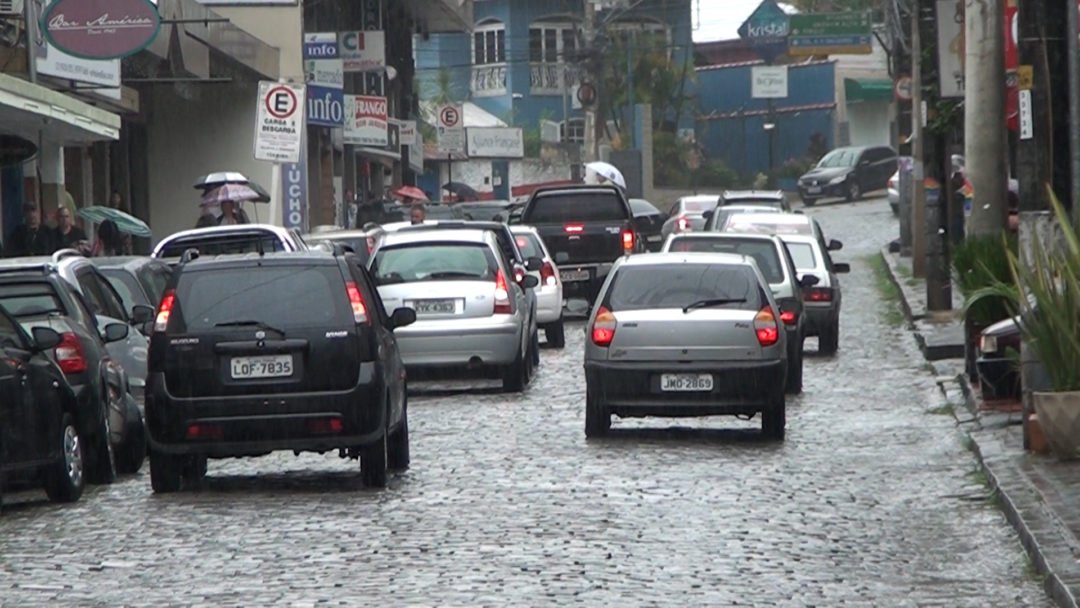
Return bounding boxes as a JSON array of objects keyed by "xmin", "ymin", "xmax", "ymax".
[{"xmin": 585, "ymin": 161, "xmax": 626, "ymax": 189}]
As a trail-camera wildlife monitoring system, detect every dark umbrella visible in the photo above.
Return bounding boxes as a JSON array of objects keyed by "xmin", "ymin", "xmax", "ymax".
[{"xmin": 443, "ymin": 182, "xmax": 480, "ymax": 201}]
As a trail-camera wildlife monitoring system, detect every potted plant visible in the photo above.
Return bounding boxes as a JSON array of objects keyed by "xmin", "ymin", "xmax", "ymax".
[{"xmin": 952, "ymin": 234, "xmax": 1017, "ymax": 381}]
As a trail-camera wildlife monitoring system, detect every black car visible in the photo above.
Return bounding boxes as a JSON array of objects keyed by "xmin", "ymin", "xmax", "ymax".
[
  {"xmin": 0, "ymin": 273, "xmax": 149, "ymax": 483},
  {"xmin": 628, "ymin": 198, "xmax": 665, "ymax": 252},
  {"xmin": 798, "ymin": 145, "xmax": 897, "ymax": 205},
  {"xmin": 145, "ymin": 250, "xmax": 417, "ymax": 492}
]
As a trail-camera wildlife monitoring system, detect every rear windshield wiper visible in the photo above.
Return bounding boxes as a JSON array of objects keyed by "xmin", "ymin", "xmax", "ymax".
[
  {"xmin": 427, "ymin": 271, "xmax": 484, "ymax": 280},
  {"xmin": 682, "ymin": 298, "xmax": 747, "ymax": 313},
  {"xmin": 214, "ymin": 320, "xmax": 286, "ymax": 336}
]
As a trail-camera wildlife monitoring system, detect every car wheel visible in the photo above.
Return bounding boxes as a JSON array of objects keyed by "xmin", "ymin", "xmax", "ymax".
[
  {"xmin": 802, "ymin": 197, "xmax": 816, "ymax": 207},
  {"xmin": 531, "ymin": 329, "xmax": 541, "ymax": 368},
  {"xmin": 846, "ymin": 179, "xmax": 861, "ymax": 202},
  {"xmin": 182, "ymin": 455, "xmax": 208, "ymax": 485},
  {"xmin": 545, "ymin": 319, "xmax": 566, "ymax": 349},
  {"xmin": 361, "ymin": 428, "xmax": 388, "ymax": 488},
  {"xmin": 819, "ymin": 319, "xmax": 840, "ymax": 355},
  {"xmin": 116, "ymin": 396, "xmax": 146, "ymax": 475},
  {"xmin": 149, "ymin": 451, "xmax": 183, "ymax": 493},
  {"xmin": 785, "ymin": 339, "xmax": 804, "ymax": 394},
  {"xmin": 761, "ymin": 395, "xmax": 786, "ymax": 440},
  {"xmin": 584, "ymin": 386, "xmax": 610, "ymax": 438},
  {"xmin": 502, "ymin": 346, "xmax": 527, "ymax": 393},
  {"xmin": 387, "ymin": 392, "xmax": 410, "ymax": 472},
  {"xmin": 44, "ymin": 413, "xmax": 85, "ymax": 504},
  {"xmin": 87, "ymin": 404, "xmax": 116, "ymax": 485}
]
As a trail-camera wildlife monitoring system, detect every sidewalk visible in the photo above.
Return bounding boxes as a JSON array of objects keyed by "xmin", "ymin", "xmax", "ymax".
[{"xmin": 881, "ymin": 248, "xmax": 1080, "ymax": 608}]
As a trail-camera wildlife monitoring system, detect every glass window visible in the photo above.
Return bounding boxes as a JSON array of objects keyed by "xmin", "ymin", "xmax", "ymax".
[
  {"xmin": 785, "ymin": 242, "xmax": 817, "ymax": 270},
  {"xmin": 544, "ymin": 29, "xmax": 558, "ymax": 62},
  {"xmin": 142, "ymin": 266, "xmax": 172, "ymax": 305},
  {"xmin": 817, "ymin": 149, "xmax": 858, "ymax": 168},
  {"xmin": 496, "ymin": 29, "xmax": 506, "ymax": 62},
  {"xmin": 371, "ymin": 243, "xmax": 498, "ymax": 285},
  {"xmin": 524, "ymin": 193, "xmax": 629, "ymax": 223},
  {"xmin": 604, "ymin": 264, "xmax": 761, "ymax": 312},
  {"xmin": 668, "ymin": 237, "xmax": 784, "ymax": 283},
  {"xmin": 513, "ymin": 234, "xmax": 546, "ymax": 259},
  {"xmin": 0, "ymin": 310, "xmax": 25, "ymax": 349},
  {"xmin": 0, "ymin": 283, "xmax": 66, "ymax": 318},
  {"xmin": 474, "ymin": 25, "xmax": 506, "ymax": 65},
  {"xmin": 529, "ymin": 28, "xmax": 543, "ymax": 62},
  {"xmin": 77, "ymin": 272, "xmax": 126, "ymax": 320},
  {"xmin": 102, "ymin": 270, "xmax": 145, "ymax": 311},
  {"xmin": 629, "ymin": 199, "xmax": 659, "ymax": 216},
  {"xmin": 680, "ymin": 199, "xmax": 719, "ymax": 214},
  {"xmin": 157, "ymin": 234, "xmax": 287, "ymax": 258}
]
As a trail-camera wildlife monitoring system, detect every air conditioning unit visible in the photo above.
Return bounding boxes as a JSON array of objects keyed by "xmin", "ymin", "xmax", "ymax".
[{"xmin": 0, "ymin": 0, "xmax": 23, "ymax": 16}]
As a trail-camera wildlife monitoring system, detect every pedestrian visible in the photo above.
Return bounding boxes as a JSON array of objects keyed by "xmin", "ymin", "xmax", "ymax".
[
  {"xmin": 217, "ymin": 199, "xmax": 250, "ymax": 225},
  {"xmin": 355, "ymin": 195, "xmax": 383, "ymax": 228},
  {"xmin": 109, "ymin": 190, "xmax": 128, "ymax": 212},
  {"xmin": 410, "ymin": 204, "xmax": 427, "ymax": 225},
  {"xmin": 93, "ymin": 220, "xmax": 129, "ymax": 256},
  {"xmin": 345, "ymin": 189, "xmax": 358, "ymax": 228},
  {"xmin": 54, "ymin": 206, "xmax": 87, "ymax": 251},
  {"xmin": 196, "ymin": 202, "xmax": 218, "ymax": 228},
  {"xmin": 6, "ymin": 202, "xmax": 55, "ymax": 257}
]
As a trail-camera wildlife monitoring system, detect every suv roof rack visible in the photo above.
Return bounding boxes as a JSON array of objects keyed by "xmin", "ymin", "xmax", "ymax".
[{"xmin": 0, "ymin": 263, "xmax": 54, "ymax": 276}]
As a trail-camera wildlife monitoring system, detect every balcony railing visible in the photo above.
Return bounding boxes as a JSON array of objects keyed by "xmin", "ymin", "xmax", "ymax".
[{"xmin": 471, "ymin": 64, "xmax": 507, "ymax": 97}]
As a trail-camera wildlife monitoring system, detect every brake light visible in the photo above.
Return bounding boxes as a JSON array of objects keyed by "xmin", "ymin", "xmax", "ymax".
[
  {"xmin": 541, "ymin": 262, "xmax": 558, "ymax": 287},
  {"xmin": 676, "ymin": 216, "xmax": 689, "ymax": 232},
  {"xmin": 154, "ymin": 289, "xmax": 175, "ymax": 333},
  {"xmin": 780, "ymin": 310, "xmax": 797, "ymax": 326},
  {"xmin": 345, "ymin": 281, "xmax": 370, "ymax": 324},
  {"xmin": 54, "ymin": 332, "xmax": 87, "ymax": 374},
  {"xmin": 805, "ymin": 287, "xmax": 833, "ymax": 302},
  {"xmin": 186, "ymin": 423, "xmax": 224, "ymax": 440},
  {"xmin": 306, "ymin": 417, "xmax": 344, "ymax": 434},
  {"xmin": 591, "ymin": 306, "xmax": 617, "ymax": 346},
  {"xmin": 494, "ymin": 269, "xmax": 513, "ymax": 314},
  {"xmin": 754, "ymin": 307, "xmax": 779, "ymax": 346},
  {"xmin": 565, "ymin": 223, "xmax": 584, "ymax": 234},
  {"xmin": 621, "ymin": 229, "xmax": 635, "ymax": 253}
]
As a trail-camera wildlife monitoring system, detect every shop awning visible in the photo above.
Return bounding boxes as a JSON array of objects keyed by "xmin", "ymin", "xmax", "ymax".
[
  {"xmin": 355, "ymin": 146, "xmax": 400, "ymax": 168},
  {"xmin": 844, "ymin": 78, "xmax": 893, "ymax": 103},
  {"xmin": 0, "ymin": 74, "xmax": 120, "ymax": 144}
]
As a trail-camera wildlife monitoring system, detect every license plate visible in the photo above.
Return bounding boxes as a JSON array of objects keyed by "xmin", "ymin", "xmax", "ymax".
[
  {"xmin": 409, "ymin": 299, "xmax": 458, "ymax": 315},
  {"xmin": 807, "ymin": 186, "xmax": 822, "ymax": 194},
  {"xmin": 231, "ymin": 354, "xmax": 293, "ymax": 379},
  {"xmin": 660, "ymin": 373, "xmax": 714, "ymax": 392},
  {"xmin": 560, "ymin": 269, "xmax": 590, "ymax": 282}
]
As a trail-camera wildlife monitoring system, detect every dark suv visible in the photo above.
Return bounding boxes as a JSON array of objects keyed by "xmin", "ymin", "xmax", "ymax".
[{"xmin": 146, "ymin": 250, "xmax": 417, "ymax": 492}]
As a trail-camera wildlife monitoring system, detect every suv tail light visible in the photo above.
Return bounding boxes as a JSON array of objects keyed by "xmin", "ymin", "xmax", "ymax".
[
  {"xmin": 540, "ymin": 261, "xmax": 558, "ymax": 286},
  {"xmin": 591, "ymin": 306, "xmax": 617, "ymax": 346},
  {"xmin": 55, "ymin": 332, "xmax": 87, "ymax": 374},
  {"xmin": 154, "ymin": 289, "xmax": 176, "ymax": 333},
  {"xmin": 621, "ymin": 229, "xmax": 635, "ymax": 253},
  {"xmin": 345, "ymin": 281, "xmax": 370, "ymax": 324},
  {"xmin": 779, "ymin": 310, "xmax": 797, "ymax": 326},
  {"xmin": 805, "ymin": 287, "xmax": 833, "ymax": 302},
  {"xmin": 494, "ymin": 270, "xmax": 513, "ymax": 314},
  {"xmin": 754, "ymin": 307, "xmax": 779, "ymax": 347}
]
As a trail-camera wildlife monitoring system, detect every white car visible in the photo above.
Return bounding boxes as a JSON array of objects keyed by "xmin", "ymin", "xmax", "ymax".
[
  {"xmin": 152, "ymin": 224, "xmax": 308, "ymax": 260},
  {"xmin": 511, "ymin": 225, "xmax": 565, "ymax": 348}
]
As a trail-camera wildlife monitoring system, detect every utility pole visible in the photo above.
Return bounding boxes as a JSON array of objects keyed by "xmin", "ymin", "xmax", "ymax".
[
  {"xmin": 964, "ymin": 0, "xmax": 1008, "ymax": 237},
  {"xmin": 924, "ymin": 0, "xmax": 951, "ymax": 311},
  {"xmin": 911, "ymin": 0, "xmax": 927, "ymax": 277},
  {"xmin": 582, "ymin": 0, "xmax": 599, "ymax": 163},
  {"xmin": 1069, "ymin": 0, "xmax": 1080, "ymax": 225},
  {"xmin": 894, "ymin": 0, "xmax": 914, "ymax": 256}
]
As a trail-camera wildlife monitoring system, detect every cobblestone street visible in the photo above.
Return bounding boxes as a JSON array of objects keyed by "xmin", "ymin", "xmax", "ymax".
[{"xmin": 0, "ymin": 198, "xmax": 1052, "ymax": 606}]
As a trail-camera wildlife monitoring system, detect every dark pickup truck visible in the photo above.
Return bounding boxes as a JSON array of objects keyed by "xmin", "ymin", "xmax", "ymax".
[{"xmin": 519, "ymin": 184, "xmax": 642, "ymax": 303}]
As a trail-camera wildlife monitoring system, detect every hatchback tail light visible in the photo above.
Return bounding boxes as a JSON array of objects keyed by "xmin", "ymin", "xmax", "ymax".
[
  {"xmin": 494, "ymin": 269, "xmax": 513, "ymax": 314},
  {"xmin": 754, "ymin": 307, "xmax": 780, "ymax": 347},
  {"xmin": 154, "ymin": 289, "xmax": 176, "ymax": 333},
  {"xmin": 186, "ymin": 423, "xmax": 224, "ymax": 440},
  {"xmin": 621, "ymin": 229, "xmax": 635, "ymax": 253},
  {"xmin": 779, "ymin": 310, "xmax": 797, "ymax": 326},
  {"xmin": 591, "ymin": 306, "xmax": 617, "ymax": 346},
  {"xmin": 344, "ymin": 281, "xmax": 370, "ymax": 324},
  {"xmin": 805, "ymin": 287, "xmax": 833, "ymax": 302},
  {"xmin": 540, "ymin": 262, "xmax": 558, "ymax": 287},
  {"xmin": 676, "ymin": 216, "xmax": 689, "ymax": 232},
  {"xmin": 55, "ymin": 332, "xmax": 87, "ymax": 374}
]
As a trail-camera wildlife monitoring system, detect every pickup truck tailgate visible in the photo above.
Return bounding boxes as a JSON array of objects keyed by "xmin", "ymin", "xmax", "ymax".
[
  {"xmin": 523, "ymin": 189, "xmax": 634, "ymax": 265},
  {"xmin": 540, "ymin": 222, "xmax": 627, "ymax": 264}
]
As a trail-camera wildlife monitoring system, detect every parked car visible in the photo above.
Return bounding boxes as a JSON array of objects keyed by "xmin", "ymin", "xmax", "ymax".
[
  {"xmin": 94, "ymin": 257, "xmax": 172, "ymax": 319},
  {"xmin": 583, "ymin": 252, "xmax": 788, "ymax": 439},
  {"xmin": 976, "ymin": 315, "xmax": 1022, "ymax": 401},
  {"xmin": 0, "ymin": 307, "xmax": 86, "ymax": 506},
  {"xmin": 152, "ymin": 224, "xmax": 308, "ymax": 261},
  {"xmin": 0, "ymin": 270, "xmax": 146, "ymax": 482},
  {"xmin": 451, "ymin": 200, "xmax": 516, "ymax": 222},
  {"xmin": 663, "ymin": 232, "xmax": 813, "ymax": 393},
  {"xmin": 146, "ymin": 249, "xmax": 415, "ymax": 491},
  {"xmin": 705, "ymin": 204, "xmax": 789, "ymax": 232},
  {"xmin": 370, "ymin": 228, "xmax": 540, "ymax": 392},
  {"xmin": 798, "ymin": 145, "xmax": 897, "ymax": 205},
  {"xmin": 511, "ymin": 226, "xmax": 565, "ymax": 348},
  {"xmin": 629, "ymin": 198, "xmax": 666, "ymax": 251},
  {"xmin": 660, "ymin": 194, "xmax": 722, "ymax": 239},
  {"xmin": 775, "ymin": 234, "xmax": 849, "ymax": 355},
  {"xmin": 720, "ymin": 190, "xmax": 790, "ymax": 211}
]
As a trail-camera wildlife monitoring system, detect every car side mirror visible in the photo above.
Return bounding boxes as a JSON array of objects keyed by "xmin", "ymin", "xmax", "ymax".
[
  {"xmin": 521, "ymin": 274, "xmax": 539, "ymax": 289},
  {"xmin": 525, "ymin": 256, "xmax": 543, "ymax": 272},
  {"xmin": 828, "ymin": 239, "xmax": 843, "ymax": 251},
  {"xmin": 31, "ymin": 326, "xmax": 62, "ymax": 351},
  {"xmin": 140, "ymin": 321, "xmax": 154, "ymax": 337},
  {"xmin": 103, "ymin": 322, "xmax": 130, "ymax": 343},
  {"xmin": 834, "ymin": 263, "xmax": 851, "ymax": 274},
  {"xmin": 131, "ymin": 304, "xmax": 154, "ymax": 324},
  {"xmin": 390, "ymin": 307, "xmax": 417, "ymax": 330},
  {"xmin": 702, "ymin": 209, "xmax": 714, "ymax": 220},
  {"xmin": 799, "ymin": 274, "xmax": 820, "ymax": 288}
]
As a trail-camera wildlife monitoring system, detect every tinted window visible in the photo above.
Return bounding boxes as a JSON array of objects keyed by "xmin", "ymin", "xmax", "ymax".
[
  {"xmin": 525, "ymin": 192, "xmax": 629, "ymax": 223},
  {"xmin": 0, "ymin": 283, "xmax": 66, "ymax": 317},
  {"xmin": 102, "ymin": 270, "xmax": 145, "ymax": 310},
  {"xmin": 721, "ymin": 198, "xmax": 783, "ymax": 208},
  {"xmin": 513, "ymin": 233, "xmax": 545, "ymax": 259},
  {"xmin": 77, "ymin": 272, "xmax": 127, "ymax": 320},
  {"xmin": 724, "ymin": 217, "xmax": 812, "ymax": 236},
  {"xmin": 785, "ymin": 243, "xmax": 817, "ymax": 269},
  {"xmin": 817, "ymin": 149, "xmax": 858, "ymax": 168},
  {"xmin": 157, "ymin": 234, "xmax": 287, "ymax": 258},
  {"xmin": 175, "ymin": 265, "xmax": 350, "ymax": 331},
  {"xmin": 629, "ymin": 199, "xmax": 660, "ymax": 216},
  {"xmin": 455, "ymin": 204, "xmax": 512, "ymax": 221},
  {"xmin": 668, "ymin": 237, "xmax": 784, "ymax": 283},
  {"xmin": 371, "ymin": 243, "xmax": 498, "ymax": 285},
  {"xmin": 0, "ymin": 310, "xmax": 25, "ymax": 349},
  {"xmin": 604, "ymin": 264, "xmax": 761, "ymax": 312},
  {"xmin": 142, "ymin": 266, "xmax": 172, "ymax": 305}
]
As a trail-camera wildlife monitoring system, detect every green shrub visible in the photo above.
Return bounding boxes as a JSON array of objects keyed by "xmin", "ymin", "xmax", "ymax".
[{"xmin": 953, "ymin": 233, "xmax": 1017, "ymax": 325}]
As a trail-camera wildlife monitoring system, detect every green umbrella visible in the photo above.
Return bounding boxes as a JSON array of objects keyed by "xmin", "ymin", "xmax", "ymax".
[{"xmin": 77, "ymin": 206, "xmax": 152, "ymax": 238}]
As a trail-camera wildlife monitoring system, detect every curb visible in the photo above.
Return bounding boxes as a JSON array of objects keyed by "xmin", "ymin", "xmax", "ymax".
[{"xmin": 879, "ymin": 247, "xmax": 1080, "ymax": 608}]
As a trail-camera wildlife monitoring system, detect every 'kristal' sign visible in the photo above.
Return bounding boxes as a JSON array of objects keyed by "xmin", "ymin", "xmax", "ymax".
[{"xmin": 43, "ymin": 0, "xmax": 161, "ymax": 61}]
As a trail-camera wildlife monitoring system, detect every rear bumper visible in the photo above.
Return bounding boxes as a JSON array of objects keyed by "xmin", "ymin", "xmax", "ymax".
[
  {"xmin": 803, "ymin": 304, "xmax": 836, "ymax": 335},
  {"xmin": 799, "ymin": 182, "xmax": 845, "ymax": 200},
  {"xmin": 396, "ymin": 316, "xmax": 522, "ymax": 368},
  {"xmin": 559, "ymin": 262, "xmax": 613, "ymax": 301},
  {"xmin": 585, "ymin": 359, "xmax": 785, "ymax": 417},
  {"xmin": 144, "ymin": 363, "xmax": 387, "ymax": 456}
]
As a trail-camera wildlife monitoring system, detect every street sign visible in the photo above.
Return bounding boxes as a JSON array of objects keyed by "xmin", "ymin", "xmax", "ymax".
[
  {"xmin": 306, "ymin": 84, "xmax": 344, "ymax": 127},
  {"xmin": 787, "ymin": 12, "xmax": 872, "ymax": 56},
  {"xmin": 894, "ymin": 75, "xmax": 913, "ymax": 101},
  {"xmin": 751, "ymin": 65, "xmax": 788, "ymax": 98},
  {"xmin": 254, "ymin": 81, "xmax": 305, "ymax": 163},
  {"xmin": 1018, "ymin": 89, "xmax": 1033, "ymax": 140},
  {"xmin": 737, "ymin": 0, "xmax": 790, "ymax": 63},
  {"xmin": 436, "ymin": 103, "xmax": 466, "ymax": 155},
  {"xmin": 1017, "ymin": 65, "xmax": 1033, "ymax": 90},
  {"xmin": 344, "ymin": 95, "xmax": 388, "ymax": 147},
  {"xmin": 340, "ymin": 30, "xmax": 385, "ymax": 72}
]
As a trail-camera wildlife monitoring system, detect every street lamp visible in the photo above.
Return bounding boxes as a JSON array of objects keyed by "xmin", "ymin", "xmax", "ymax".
[{"xmin": 763, "ymin": 121, "xmax": 776, "ymax": 176}]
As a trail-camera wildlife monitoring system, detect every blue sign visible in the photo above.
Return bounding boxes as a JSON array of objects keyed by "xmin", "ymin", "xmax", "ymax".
[
  {"xmin": 303, "ymin": 33, "xmax": 338, "ymax": 60},
  {"xmin": 738, "ymin": 0, "xmax": 790, "ymax": 62},
  {"xmin": 306, "ymin": 84, "xmax": 344, "ymax": 127},
  {"xmin": 282, "ymin": 157, "xmax": 308, "ymax": 231}
]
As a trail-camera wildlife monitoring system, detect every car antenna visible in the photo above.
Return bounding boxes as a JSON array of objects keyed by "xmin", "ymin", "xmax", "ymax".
[{"xmin": 256, "ymin": 235, "xmax": 265, "ymax": 259}]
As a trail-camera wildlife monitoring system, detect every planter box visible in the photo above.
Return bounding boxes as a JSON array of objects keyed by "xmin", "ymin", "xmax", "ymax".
[{"xmin": 1032, "ymin": 391, "xmax": 1080, "ymax": 460}]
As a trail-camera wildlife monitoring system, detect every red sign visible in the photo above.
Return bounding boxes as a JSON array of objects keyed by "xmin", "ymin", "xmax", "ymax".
[
  {"xmin": 1005, "ymin": 1, "xmax": 1019, "ymax": 131},
  {"xmin": 43, "ymin": 0, "xmax": 161, "ymax": 61}
]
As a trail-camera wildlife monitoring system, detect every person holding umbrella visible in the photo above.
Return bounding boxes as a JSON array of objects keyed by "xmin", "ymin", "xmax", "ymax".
[
  {"xmin": 202, "ymin": 184, "xmax": 256, "ymax": 225},
  {"xmin": 218, "ymin": 200, "xmax": 250, "ymax": 225},
  {"xmin": 393, "ymin": 185, "xmax": 428, "ymax": 206}
]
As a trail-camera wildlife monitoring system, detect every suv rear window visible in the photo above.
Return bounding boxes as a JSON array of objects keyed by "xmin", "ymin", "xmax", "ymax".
[
  {"xmin": 604, "ymin": 264, "xmax": 762, "ymax": 312},
  {"xmin": 158, "ymin": 234, "xmax": 287, "ymax": 258},
  {"xmin": 175, "ymin": 265, "xmax": 349, "ymax": 331},
  {"xmin": 371, "ymin": 242, "xmax": 498, "ymax": 285},
  {"xmin": 668, "ymin": 237, "xmax": 784, "ymax": 283},
  {"xmin": 0, "ymin": 283, "xmax": 66, "ymax": 317},
  {"xmin": 525, "ymin": 192, "xmax": 629, "ymax": 223},
  {"xmin": 680, "ymin": 199, "xmax": 718, "ymax": 214}
]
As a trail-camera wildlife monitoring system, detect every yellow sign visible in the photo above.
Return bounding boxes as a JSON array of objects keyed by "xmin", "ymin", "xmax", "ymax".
[{"xmin": 1017, "ymin": 65, "xmax": 1033, "ymax": 90}]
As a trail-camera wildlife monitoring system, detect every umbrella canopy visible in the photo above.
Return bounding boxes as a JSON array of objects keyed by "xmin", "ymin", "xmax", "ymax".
[
  {"xmin": 202, "ymin": 183, "xmax": 261, "ymax": 206},
  {"xmin": 193, "ymin": 172, "xmax": 271, "ymax": 203},
  {"xmin": 585, "ymin": 161, "xmax": 627, "ymax": 189},
  {"xmin": 77, "ymin": 206, "xmax": 152, "ymax": 238},
  {"xmin": 393, "ymin": 185, "xmax": 429, "ymax": 201},
  {"xmin": 443, "ymin": 181, "xmax": 480, "ymax": 201}
]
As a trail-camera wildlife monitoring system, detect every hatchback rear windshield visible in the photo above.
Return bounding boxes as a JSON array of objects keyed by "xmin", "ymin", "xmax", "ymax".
[
  {"xmin": 604, "ymin": 264, "xmax": 762, "ymax": 312},
  {"xmin": 681, "ymin": 199, "xmax": 718, "ymax": 214},
  {"xmin": 722, "ymin": 198, "xmax": 782, "ymax": 208},
  {"xmin": 785, "ymin": 242, "xmax": 817, "ymax": 270},
  {"xmin": 101, "ymin": 270, "xmax": 145, "ymax": 310},
  {"xmin": 668, "ymin": 237, "xmax": 783, "ymax": 283},
  {"xmin": 525, "ymin": 192, "xmax": 629, "ymax": 223},
  {"xmin": 371, "ymin": 242, "xmax": 497, "ymax": 285},
  {"xmin": 513, "ymin": 234, "xmax": 545, "ymax": 259},
  {"xmin": 0, "ymin": 283, "xmax": 65, "ymax": 317},
  {"xmin": 158, "ymin": 234, "xmax": 287, "ymax": 258},
  {"xmin": 175, "ymin": 265, "xmax": 349, "ymax": 331},
  {"xmin": 724, "ymin": 218, "xmax": 812, "ymax": 236}
]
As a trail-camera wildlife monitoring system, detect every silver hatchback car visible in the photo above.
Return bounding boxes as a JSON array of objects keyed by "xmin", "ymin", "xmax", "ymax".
[
  {"xmin": 370, "ymin": 228, "xmax": 539, "ymax": 392},
  {"xmin": 583, "ymin": 253, "xmax": 788, "ymax": 439}
]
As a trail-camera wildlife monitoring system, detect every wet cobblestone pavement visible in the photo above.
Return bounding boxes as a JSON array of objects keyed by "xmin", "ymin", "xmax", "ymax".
[{"xmin": 0, "ymin": 198, "xmax": 1053, "ymax": 606}]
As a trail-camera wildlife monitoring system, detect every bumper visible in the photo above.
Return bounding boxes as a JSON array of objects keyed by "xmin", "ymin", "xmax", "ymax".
[
  {"xmin": 535, "ymin": 285, "xmax": 563, "ymax": 324},
  {"xmin": 396, "ymin": 316, "xmax": 522, "ymax": 368},
  {"xmin": 585, "ymin": 359, "xmax": 785, "ymax": 417},
  {"xmin": 559, "ymin": 262, "xmax": 613, "ymax": 301},
  {"xmin": 145, "ymin": 365, "xmax": 387, "ymax": 457},
  {"xmin": 799, "ymin": 182, "xmax": 845, "ymax": 200},
  {"xmin": 803, "ymin": 303, "xmax": 836, "ymax": 335}
]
